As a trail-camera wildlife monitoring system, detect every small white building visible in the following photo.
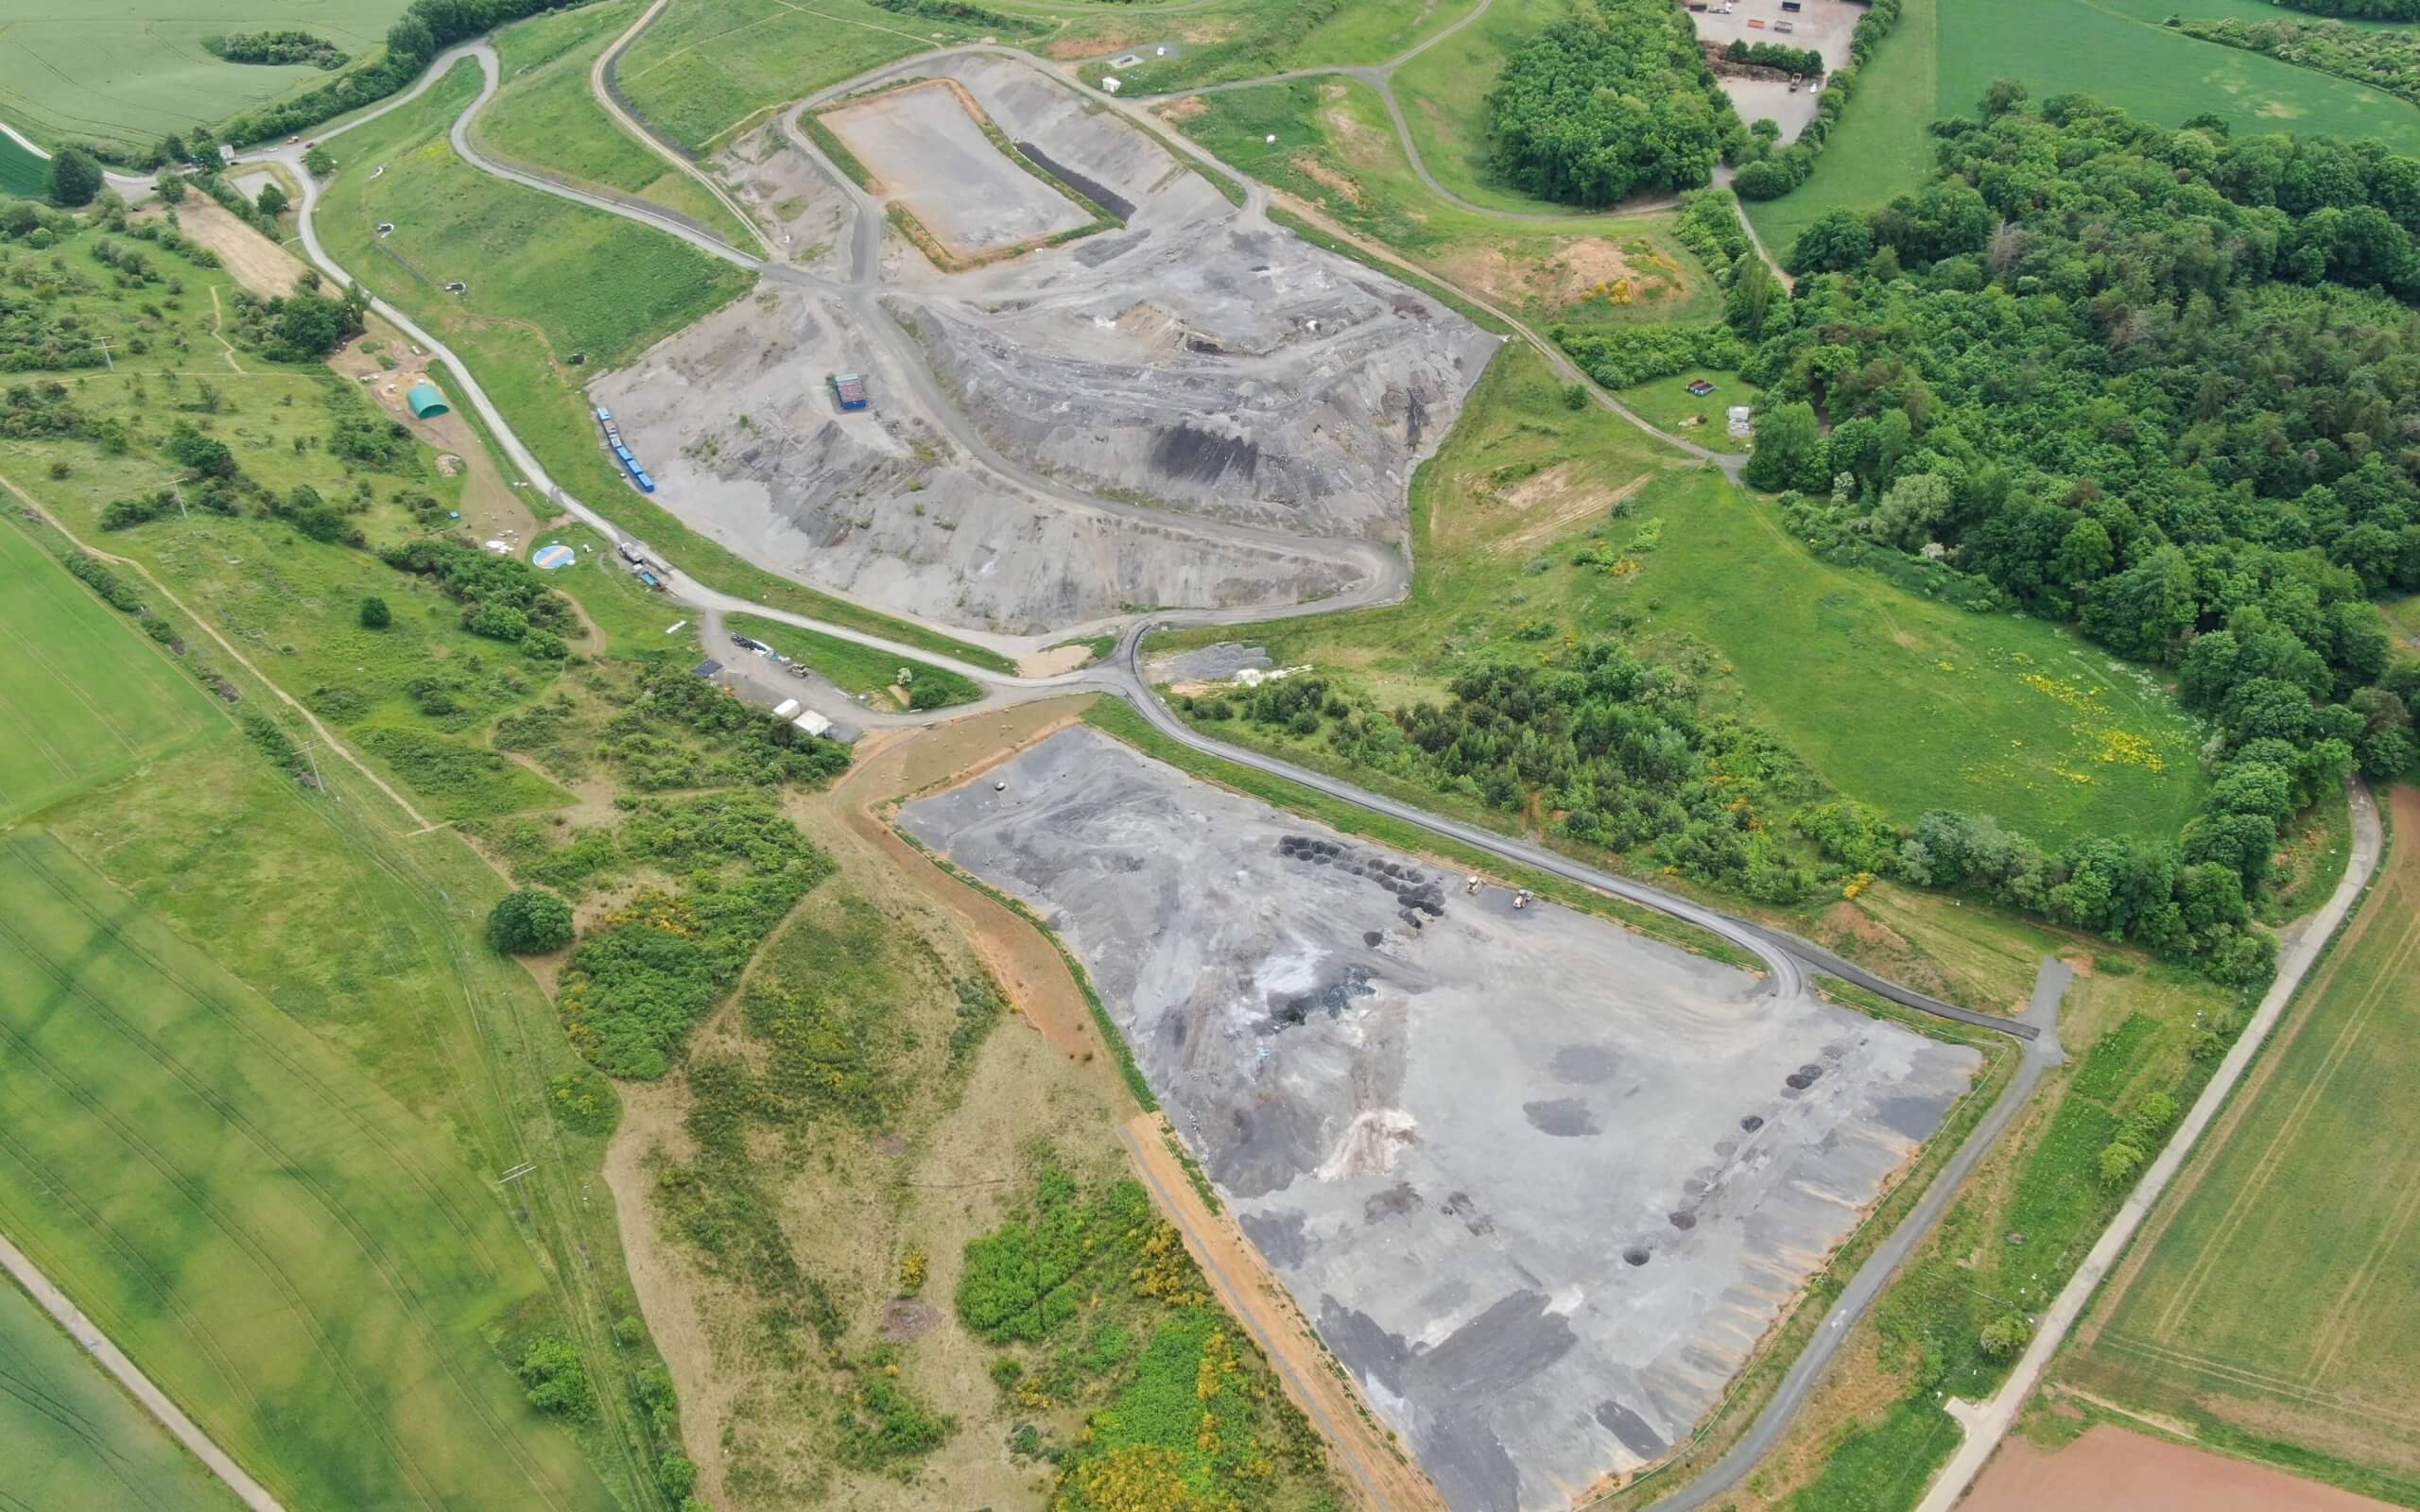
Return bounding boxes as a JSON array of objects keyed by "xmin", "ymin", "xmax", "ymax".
[
  {"xmin": 771, "ymin": 697, "xmax": 802, "ymax": 719},
  {"xmin": 1727, "ymin": 404, "xmax": 1754, "ymax": 440},
  {"xmin": 1100, "ymin": 75, "xmax": 1122, "ymax": 94},
  {"xmin": 792, "ymin": 710, "xmax": 835, "ymax": 738}
]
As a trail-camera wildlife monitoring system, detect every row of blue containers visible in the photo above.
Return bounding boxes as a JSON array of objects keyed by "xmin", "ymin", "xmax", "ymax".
[{"xmin": 594, "ymin": 406, "xmax": 655, "ymax": 493}]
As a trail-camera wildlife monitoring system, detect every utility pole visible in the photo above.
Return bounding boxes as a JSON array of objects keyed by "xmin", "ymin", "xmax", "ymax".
[
  {"xmin": 171, "ymin": 482, "xmax": 188, "ymax": 522},
  {"xmin": 91, "ymin": 338, "xmax": 112, "ymax": 372}
]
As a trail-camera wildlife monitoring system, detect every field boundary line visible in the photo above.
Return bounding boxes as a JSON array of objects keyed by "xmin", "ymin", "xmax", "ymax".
[
  {"xmin": 2095, "ymin": 1332, "xmax": 2420, "ymax": 1435},
  {"xmin": 0, "ymin": 1227, "xmax": 285, "ymax": 1511}
]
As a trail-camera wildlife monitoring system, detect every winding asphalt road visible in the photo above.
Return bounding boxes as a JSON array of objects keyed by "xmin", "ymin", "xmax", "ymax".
[{"xmin": 2, "ymin": 25, "xmax": 2054, "ymax": 1512}]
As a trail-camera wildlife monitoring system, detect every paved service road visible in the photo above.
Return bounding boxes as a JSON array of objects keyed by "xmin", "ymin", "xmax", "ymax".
[
  {"xmin": 0, "ymin": 1228, "xmax": 287, "ymax": 1512},
  {"xmin": 1915, "ymin": 780, "xmax": 2385, "ymax": 1512}
]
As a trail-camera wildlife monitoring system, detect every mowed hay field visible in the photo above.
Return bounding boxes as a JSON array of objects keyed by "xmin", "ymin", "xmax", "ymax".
[
  {"xmin": 0, "ymin": 520, "xmax": 222, "ymax": 826},
  {"xmin": 0, "ymin": 1272, "xmax": 241, "ymax": 1512},
  {"xmin": 0, "ymin": 0, "xmax": 406, "ymax": 152},
  {"xmin": 0, "ymin": 830, "xmax": 617, "ymax": 1512},
  {"xmin": 2063, "ymin": 784, "xmax": 2420, "ymax": 1502}
]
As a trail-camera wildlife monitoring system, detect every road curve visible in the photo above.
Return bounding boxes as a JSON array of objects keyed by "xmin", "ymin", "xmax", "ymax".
[{"xmin": 0, "ymin": 1227, "xmax": 288, "ymax": 1512}]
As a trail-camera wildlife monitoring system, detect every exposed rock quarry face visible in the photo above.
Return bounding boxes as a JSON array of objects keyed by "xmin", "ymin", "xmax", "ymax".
[{"xmin": 591, "ymin": 56, "xmax": 1497, "ymax": 636}]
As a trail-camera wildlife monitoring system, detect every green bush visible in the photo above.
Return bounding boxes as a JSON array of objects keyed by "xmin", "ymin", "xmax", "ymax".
[
  {"xmin": 359, "ymin": 595, "xmax": 391, "ymax": 629},
  {"xmin": 490, "ymin": 886, "xmax": 574, "ymax": 954}
]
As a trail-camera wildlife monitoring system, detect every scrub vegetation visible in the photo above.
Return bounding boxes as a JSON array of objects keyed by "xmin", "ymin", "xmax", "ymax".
[{"xmin": 1164, "ymin": 77, "xmax": 1719, "ymax": 327}]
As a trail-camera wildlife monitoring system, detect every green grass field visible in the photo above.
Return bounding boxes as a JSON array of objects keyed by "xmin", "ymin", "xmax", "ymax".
[
  {"xmin": 320, "ymin": 61, "xmax": 1015, "ymax": 672},
  {"xmin": 475, "ymin": 0, "xmax": 757, "ymax": 245},
  {"xmin": 324, "ymin": 59, "xmax": 751, "ymax": 370},
  {"xmin": 613, "ymin": 0, "xmax": 991, "ymax": 152},
  {"xmin": 0, "ymin": 0, "xmax": 407, "ymax": 152},
  {"xmin": 0, "ymin": 827, "xmax": 618, "ymax": 1511},
  {"xmin": 2061, "ymin": 785, "xmax": 2420, "ymax": 1502},
  {"xmin": 0, "ymin": 132, "xmax": 48, "ymax": 197},
  {"xmin": 0, "ymin": 523, "xmax": 223, "ymax": 826},
  {"xmin": 1167, "ymin": 77, "xmax": 1720, "ymax": 326},
  {"xmin": 1387, "ymin": 0, "xmax": 1599, "ymax": 216},
  {"xmin": 1151, "ymin": 344, "xmax": 2210, "ymax": 848},
  {"xmin": 1615, "ymin": 368, "xmax": 1760, "ymax": 438},
  {"xmin": 0, "ymin": 1272, "xmax": 242, "ymax": 1512},
  {"xmin": 1743, "ymin": 0, "xmax": 1940, "ymax": 261},
  {"xmin": 1066, "ymin": 0, "xmax": 1484, "ymax": 94},
  {"xmin": 1752, "ymin": 0, "xmax": 2420, "ymax": 261}
]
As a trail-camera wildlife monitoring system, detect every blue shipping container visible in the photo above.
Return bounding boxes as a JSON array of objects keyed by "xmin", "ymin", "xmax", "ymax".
[
  {"xmin": 614, "ymin": 445, "xmax": 634, "ymax": 463},
  {"xmin": 595, "ymin": 406, "xmax": 613, "ymax": 422},
  {"xmin": 634, "ymin": 472, "xmax": 656, "ymax": 493}
]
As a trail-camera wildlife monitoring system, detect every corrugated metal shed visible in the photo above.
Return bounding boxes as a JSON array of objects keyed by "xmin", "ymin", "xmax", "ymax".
[{"xmin": 406, "ymin": 382, "xmax": 450, "ymax": 419}]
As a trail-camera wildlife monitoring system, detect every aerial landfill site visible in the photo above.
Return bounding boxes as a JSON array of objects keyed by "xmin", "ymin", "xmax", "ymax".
[
  {"xmin": 593, "ymin": 54, "xmax": 1497, "ymax": 635},
  {"xmin": 903, "ymin": 728, "xmax": 1983, "ymax": 1512}
]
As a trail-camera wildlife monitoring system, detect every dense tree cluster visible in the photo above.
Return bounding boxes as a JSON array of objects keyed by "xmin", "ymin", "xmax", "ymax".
[
  {"xmin": 201, "ymin": 30, "xmax": 349, "ymax": 68},
  {"xmin": 46, "ymin": 148, "xmax": 102, "ymax": 209},
  {"xmin": 1556, "ymin": 319, "xmax": 1746, "ymax": 388},
  {"xmin": 2177, "ymin": 17, "xmax": 2420, "ymax": 113},
  {"xmin": 1487, "ymin": 0, "xmax": 1745, "ymax": 206},
  {"xmin": 1737, "ymin": 91, "xmax": 2420, "ymax": 974},
  {"xmin": 2265, "ymin": 0, "xmax": 2420, "ymax": 17},
  {"xmin": 1184, "ymin": 644, "xmax": 1824, "ymax": 902},
  {"xmin": 381, "ymin": 539, "xmax": 580, "ymax": 646},
  {"xmin": 1732, "ymin": 0, "xmax": 1906, "ymax": 201},
  {"xmin": 489, "ymin": 886, "xmax": 574, "ymax": 954},
  {"xmin": 1720, "ymin": 39, "xmax": 1824, "ymax": 77}
]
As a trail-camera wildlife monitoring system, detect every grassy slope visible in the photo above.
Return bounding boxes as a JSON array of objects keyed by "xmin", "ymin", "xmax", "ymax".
[
  {"xmin": 1387, "ymin": 0, "xmax": 1589, "ymax": 216},
  {"xmin": 1751, "ymin": 0, "xmax": 2420, "ymax": 261},
  {"xmin": 0, "ymin": 0, "xmax": 405, "ymax": 152},
  {"xmin": 1166, "ymin": 77, "xmax": 1719, "ymax": 326},
  {"xmin": 0, "ymin": 1272, "xmax": 242, "ymax": 1512},
  {"xmin": 1151, "ymin": 344, "xmax": 2209, "ymax": 847},
  {"xmin": 317, "ymin": 59, "xmax": 1014, "ymax": 671},
  {"xmin": 613, "ymin": 0, "xmax": 985, "ymax": 153},
  {"xmin": 474, "ymin": 0, "xmax": 757, "ymax": 246},
  {"xmin": 0, "ymin": 829, "xmax": 617, "ymax": 1512},
  {"xmin": 2059, "ymin": 787, "xmax": 2420, "ymax": 1503},
  {"xmin": 1063, "ymin": 0, "xmax": 1485, "ymax": 93},
  {"xmin": 0, "ymin": 519, "xmax": 222, "ymax": 825}
]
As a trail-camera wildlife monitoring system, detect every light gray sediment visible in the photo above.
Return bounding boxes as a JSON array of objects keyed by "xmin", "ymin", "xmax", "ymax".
[{"xmin": 901, "ymin": 728, "xmax": 1982, "ymax": 1512}]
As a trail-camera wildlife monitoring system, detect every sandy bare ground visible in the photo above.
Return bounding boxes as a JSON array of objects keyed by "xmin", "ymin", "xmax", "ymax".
[
  {"xmin": 1964, "ymin": 1424, "xmax": 2399, "ymax": 1512},
  {"xmin": 326, "ymin": 317, "xmax": 540, "ymax": 545},
  {"xmin": 829, "ymin": 701, "xmax": 1443, "ymax": 1512},
  {"xmin": 171, "ymin": 197, "xmax": 307, "ymax": 297}
]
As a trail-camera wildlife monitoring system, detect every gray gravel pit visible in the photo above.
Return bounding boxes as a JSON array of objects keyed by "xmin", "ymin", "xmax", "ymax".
[{"xmin": 899, "ymin": 728, "xmax": 1983, "ymax": 1511}]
